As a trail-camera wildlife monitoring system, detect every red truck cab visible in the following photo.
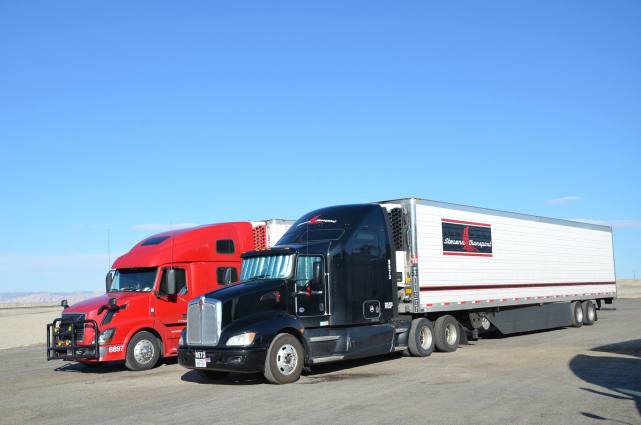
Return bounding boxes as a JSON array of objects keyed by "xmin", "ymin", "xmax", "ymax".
[{"xmin": 47, "ymin": 220, "xmax": 292, "ymax": 370}]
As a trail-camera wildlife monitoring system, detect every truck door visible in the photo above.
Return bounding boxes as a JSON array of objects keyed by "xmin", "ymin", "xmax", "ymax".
[
  {"xmin": 294, "ymin": 255, "xmax": 328, "ymax": 324},
  {"xmin": 154, "ymin": 265, "xmax": 190, "ymax": 349},
  {"xmin": 344, "ymin": 210, "xmax": 394, "ymax": 325}
]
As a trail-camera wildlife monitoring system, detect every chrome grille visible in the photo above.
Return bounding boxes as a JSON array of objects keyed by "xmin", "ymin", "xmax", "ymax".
[
  {"xmin": 186, "ymin": 303, "xmax": 202, "ymax": 345},
  {"xmin": 186, "ymin": 298, "xmax": 220, "ymax": 346},
  {"xmin": 202, "ymin": 303, "xmax": 218, "ymax": 345}
]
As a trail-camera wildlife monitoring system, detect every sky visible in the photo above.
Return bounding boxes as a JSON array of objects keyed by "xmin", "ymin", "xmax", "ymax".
[{"xmin": 1, "ymin": 1, "xmax": 639, "ymax": 292}]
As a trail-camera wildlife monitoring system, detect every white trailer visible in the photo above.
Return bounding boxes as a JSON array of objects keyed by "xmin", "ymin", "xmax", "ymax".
[{"xmin": 381, "ymin": 198, "xmax": 616, "ymax": 334}]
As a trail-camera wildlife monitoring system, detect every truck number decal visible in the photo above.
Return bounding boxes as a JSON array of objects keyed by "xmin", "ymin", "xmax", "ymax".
[{"xmin": 108, "ymin": 345, "xmax": 124, "ymax": 353}]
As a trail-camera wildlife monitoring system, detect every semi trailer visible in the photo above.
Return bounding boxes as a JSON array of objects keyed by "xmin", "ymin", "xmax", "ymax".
[
  {"xmin": 177, "ymin": 198, "xmax": 616, "ymax": 384},
  {"xmin": 47, "ymin": 219, "xmax": 292, "ymax": 370}
]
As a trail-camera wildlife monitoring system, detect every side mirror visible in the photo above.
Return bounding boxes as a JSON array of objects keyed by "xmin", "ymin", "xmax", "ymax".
[
  {"xmin": 60, "ymin": 299, "xmax": 69, "ymax": 309},
  {"xmin": 166, "ymin": 269, "xmax": 177, "ymax": 296},
  {"xmin": 105, "ymin": 271, "xmax": 114, "ymax": 292},
  {"xmin": 311, "ymin": 261, "xmax": 324, "ymax": 290},
  {"xmin": 223, "ymin": 268, "xmax": 233, "ymax": 286}
]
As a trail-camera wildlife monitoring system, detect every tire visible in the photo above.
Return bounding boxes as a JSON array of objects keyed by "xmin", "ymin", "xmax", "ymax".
[
  {"xmin": 264, "ymin": 333, "xmax": 304, "ymax": 384},
  {"xmin": 407, "ymin": 318, "xmax": 435, "ymax": 357},
  {"xmin": 570, "ymin": 301, "xmax": 584, "ymax": 328},
  {"xmin": 582, "ymin": 301, "xmax": 597, "ymax": 326},
  {"xmin": 434, "ymin": 315, "xmax": 460, "ymax": 352},
  {"xmin": 125, "ymin": 331, "xmax": 161, "ymax": 371},
  {"xmin": 197, "ymin": 370, "xmax": 229, "ymax": 380}
]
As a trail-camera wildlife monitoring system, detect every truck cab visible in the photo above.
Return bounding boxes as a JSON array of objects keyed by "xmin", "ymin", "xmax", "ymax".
[
  {"xmin": 47, "ymin": 220, "xmax": 292, "ymax": 370},
  {"xmin": 178, "ymin": 204, "xmax": 412, "ymax": 383}
]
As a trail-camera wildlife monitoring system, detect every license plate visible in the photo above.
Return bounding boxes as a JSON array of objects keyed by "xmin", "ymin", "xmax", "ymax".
[{"xmin": 194, "ymin": 351, "xmax": 206, "ymax": 368}]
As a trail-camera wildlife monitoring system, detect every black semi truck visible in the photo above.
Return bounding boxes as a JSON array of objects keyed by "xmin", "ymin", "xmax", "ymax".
[{"xmin": 178, "ymin": 199, "xmax": 615, "ymax": 384}]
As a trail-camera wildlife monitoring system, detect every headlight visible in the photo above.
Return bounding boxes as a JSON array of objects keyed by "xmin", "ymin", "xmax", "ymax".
[
  {"xmin": 179, "ymin": 329, "xmax": 186, "ymax": 346},
  {"xmin": 226, "ymin": 332, "xmax": 256, "ymax": 347},
  {"xmin": 98, "ymin": 328, "xmax": 115, "ymax": 345}
]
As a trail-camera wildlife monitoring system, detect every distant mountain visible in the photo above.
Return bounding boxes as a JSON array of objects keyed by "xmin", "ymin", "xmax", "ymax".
[{"xmin": 0, "ymin": 291, "xmax": 102, "ymax": 307}]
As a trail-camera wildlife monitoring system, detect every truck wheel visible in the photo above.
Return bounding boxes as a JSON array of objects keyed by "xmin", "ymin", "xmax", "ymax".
[
  {"xmin": 264, "ymin": 333, "xmax": 303, "ymax": 384},
  {"xmin": 582, "ymin": 301, "xmax": 597, "ymax": 326},
  {"xmin": 407, "ymin": 318, "xmax": 435, "ymax": 357},
  {"xmin": 570, "ymin": 301, "xmax": 584, "ymax": 328},
  {"xmin": 434, "ymin": 315, "xmax": 460, "ymax": 352},
  {"xmin": 197, "ymin": 370, "xmax": 229, "ymax": 380},
  {"xmin": 125, "ymin": 331, "xmax": 161, "ymax": 371}
]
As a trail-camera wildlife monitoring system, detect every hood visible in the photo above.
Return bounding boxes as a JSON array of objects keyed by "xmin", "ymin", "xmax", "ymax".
[
  {"xmin": 203, "ymin": 279, "xmax": 286, "ymax": 302},
  {"xmin": 64, "ymin": 292, "xmax": 150, "ymax": 322}
]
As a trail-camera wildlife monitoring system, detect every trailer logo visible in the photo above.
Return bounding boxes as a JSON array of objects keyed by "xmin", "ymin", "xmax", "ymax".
[
  {"xmin": 441, "ymin": 219, "xmax": 492, "ymax": 257},
  {"xmin": 297, "ymin": 214, "xmax": 337, "ymax": 226}
]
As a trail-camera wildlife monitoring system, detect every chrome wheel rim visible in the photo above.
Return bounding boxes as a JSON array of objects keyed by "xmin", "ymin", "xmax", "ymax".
[
  {"xmin": 276, "ymin": 343, "xmax": 298, "ymax": 375},
  {"xmin": 133, "ymin": 339, "xmax": 154, "ymax": 365},
  {"xmin": 419, "ymin": 326, "xmax": 432, "ymax": 350},
  {"xmin": 588, "ymin": 304, "xmax": 596, "ymax": 321},
  {"xmin": 445, "ymin": 323, "xmax": 458, "ymax": 346}
]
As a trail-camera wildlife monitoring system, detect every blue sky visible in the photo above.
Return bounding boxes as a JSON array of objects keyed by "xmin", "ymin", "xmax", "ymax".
[{"xmin": 1, "ymin": 1, "xmax": 639, "ymax": 292}]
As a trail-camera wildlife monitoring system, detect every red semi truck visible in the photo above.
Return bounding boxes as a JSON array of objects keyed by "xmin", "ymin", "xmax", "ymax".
[{"xmin": 47, "ymin": 219, "xmax": 292, "ymax": 370}]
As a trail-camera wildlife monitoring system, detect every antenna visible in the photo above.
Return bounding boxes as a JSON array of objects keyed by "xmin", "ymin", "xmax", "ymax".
[
  {"xmin": 107, "ymin": 228, "xmax": 111, "ymax": 268},
  {"xmin": 170, "ymin": 222, "xmax": 174, "ymax": 270}
]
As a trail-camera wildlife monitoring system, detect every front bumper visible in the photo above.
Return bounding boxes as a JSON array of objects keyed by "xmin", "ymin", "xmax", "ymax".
[{"xmin": 178, "ymin": 346, "xmax": 267, "ymax": 373}]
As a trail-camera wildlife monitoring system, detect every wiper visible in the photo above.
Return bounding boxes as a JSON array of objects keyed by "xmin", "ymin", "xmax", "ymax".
[{"xmin": 248, "ymin": 274, "xmax": 272, "ymax": 280}]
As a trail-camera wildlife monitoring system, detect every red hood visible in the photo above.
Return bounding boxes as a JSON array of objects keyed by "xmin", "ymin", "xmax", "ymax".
[{"xmin": 64, "ymin": 292, "xmax": 151, "ymax": 321}]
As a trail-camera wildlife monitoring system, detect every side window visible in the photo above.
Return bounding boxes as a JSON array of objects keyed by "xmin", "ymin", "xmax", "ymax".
[
  {"xmin": 216, "ymin": 239, "xmax": 235, "ymax": 254},
  {"xmin": 294, "ymin": 256, "xmax": 323, "ymax": 291},
  {"xmin": 294, "ymin": 255, "xmax": 325, "ymax": 316},
  {"xmin": 216, "ymin": 267, "xmax": 238, "ymax": 285},
  {"xmin": 159, "ymin": 268, "xmax": 187, "ymax": 296}
]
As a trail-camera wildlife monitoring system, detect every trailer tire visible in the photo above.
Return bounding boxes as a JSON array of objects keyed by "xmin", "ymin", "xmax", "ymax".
[
  {"xmin": 264, "ymin": 333, "xmax": 304, "ymax": 384},
  {"xmin": 434, "ymin": 315, "xmax": 460, "ymax": 352},
  {"xmin": 570, "ymin": 301, "xmax": 584, "ymax": 328},
  {"xmin": 582, "ymin": 301, "xmax": 597, "ymax": 326},
  {"xmin": 407, "ymin": 318, "xmax": 435, "ymax": 357},
  {"xmin": 125, "ymin": 331, "xmax": 161, "ymax": 371}
]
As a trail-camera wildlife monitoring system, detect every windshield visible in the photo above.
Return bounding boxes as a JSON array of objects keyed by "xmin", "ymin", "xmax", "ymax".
[
  {"xmin": 240, "ymin": 255, "xmax": 293, "ymax": 281},
  {"xmin": 108, "ymin": 268, "xmax": 157, "ymax": 292}
]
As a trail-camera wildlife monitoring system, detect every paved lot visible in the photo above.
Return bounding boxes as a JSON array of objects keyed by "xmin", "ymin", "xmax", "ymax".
[{"xmin": 1, "ymin": 300, "xmax": 640, "ymax": 425}]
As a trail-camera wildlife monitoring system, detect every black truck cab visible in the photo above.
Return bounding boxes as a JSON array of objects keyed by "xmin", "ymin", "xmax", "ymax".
[{"xmin": 178, "ymin": 204, "xmax": 413, "ymax": 384}]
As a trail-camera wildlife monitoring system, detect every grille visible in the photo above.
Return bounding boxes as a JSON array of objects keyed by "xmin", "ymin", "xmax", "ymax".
[
  {"xmin": 186, "ymin": 299, "xmax": 220, "ymax": 346},
  {"xmin": 61, "ymin": 313, "xmax": 86, "ymax": 341},
  {"xmin": 252, "ymin": 225, "xmax": 267, "ymax": 250},
  {"xmin": 186, "ymin": 303, "xmax": 202, "ymax": 345},
  {"xmin": 388, "ymin": 208, "xmax": 405, "ymax": 251}
]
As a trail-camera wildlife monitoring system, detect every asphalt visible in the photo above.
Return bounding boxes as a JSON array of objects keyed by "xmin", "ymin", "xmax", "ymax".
[{"xmin": 1, "ymin": 299, "xmax": 640, "ymax": 425}]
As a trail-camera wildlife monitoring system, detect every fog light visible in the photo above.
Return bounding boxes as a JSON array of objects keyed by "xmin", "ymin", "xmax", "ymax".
[{"xmin": 227, "ymin": 356, "xmax": 243, "ymax": 364}]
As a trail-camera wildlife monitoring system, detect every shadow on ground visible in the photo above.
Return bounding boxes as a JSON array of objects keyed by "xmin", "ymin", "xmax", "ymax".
[
  {"xmin": 53, "ymin": 357, "xmax": 178, "ymax": 373},
  {"xmin": 569, "ymin": 339, "xmax": 641, "ymax": 422},
  {"xmin": 180, "ymin": 353, "xmax": 402, "ymax": 385}
]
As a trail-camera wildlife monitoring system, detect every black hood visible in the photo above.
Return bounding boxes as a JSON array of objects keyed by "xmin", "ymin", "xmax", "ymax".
[{"xmin": 203, "ymin": 279, "xmax": 286, "ymax": 302}]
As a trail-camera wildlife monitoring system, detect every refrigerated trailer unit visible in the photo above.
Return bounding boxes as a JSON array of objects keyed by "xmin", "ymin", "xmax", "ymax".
[
  {"xmin": 178, "ymin": 199, "xmax": 616, "ymax": 383},
  {"xmin": 387, "ymin": 198, "xmax": 616, "ymax": 323}
]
